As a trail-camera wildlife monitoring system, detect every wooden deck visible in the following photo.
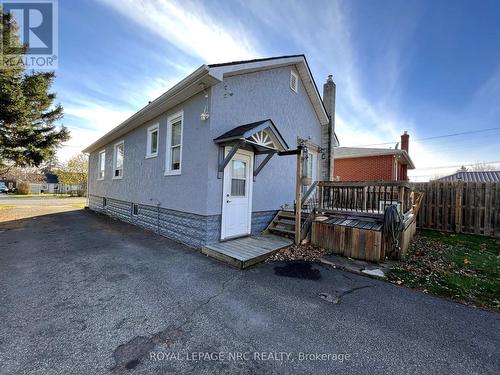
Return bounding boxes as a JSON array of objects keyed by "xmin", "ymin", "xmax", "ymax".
[{"xmin": 201, "ymin": 234, "xmax": 293, "ymax": 269}]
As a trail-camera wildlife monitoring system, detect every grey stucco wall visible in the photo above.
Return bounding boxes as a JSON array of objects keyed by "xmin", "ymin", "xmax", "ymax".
[
  {"xmin": 207, "ymin": 65, "xmax": 323, "ymax": 215},
  {"xmin": 88, "ymin": 92, "xmax": 211, "ymax": 215},
  {"xmin": 87, "ymin": 64, "xmax": 322, "ymax": 245}
]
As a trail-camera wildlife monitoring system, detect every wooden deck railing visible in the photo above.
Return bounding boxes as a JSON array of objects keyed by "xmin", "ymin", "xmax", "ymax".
[{"xmin": 306, "ymin": 181, "xmax": 413, "ymax": 216}]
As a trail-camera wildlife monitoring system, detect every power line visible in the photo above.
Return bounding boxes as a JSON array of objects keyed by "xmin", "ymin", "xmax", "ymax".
[
  {"xmin": 350, "ymin": 126, "xmax": 500, "ymax": 147},
  {"xmin": 412, "ymin": 160, "xmax": 500, "ymax": 170}
]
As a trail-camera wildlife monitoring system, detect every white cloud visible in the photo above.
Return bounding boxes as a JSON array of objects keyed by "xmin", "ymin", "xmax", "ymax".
[
  {"xmin": 97, "ymin": 0, "xmax": 260, "ymax": 63},
  {"xmin": 240, "ymin": 0, "xmax": 457, "ymax": 181},
  {"xmin": 56, "ymin": 97, "xmax": 134, "ymax": 161},
  {"xmin": 57, "ymin": 0, "xmax": 263, "ymax": 161}
]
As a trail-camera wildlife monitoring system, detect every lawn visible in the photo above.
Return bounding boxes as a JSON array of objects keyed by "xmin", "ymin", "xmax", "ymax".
[
  {"xmin": 388, "ymin": 229, "xmax": 500, "ymax": 312},
  {"xmin": 5, "ymin": 193, "xmax": 73, "ymax": 198}
]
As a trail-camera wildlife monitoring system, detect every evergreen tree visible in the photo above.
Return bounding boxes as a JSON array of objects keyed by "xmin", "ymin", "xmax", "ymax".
[{"xmin": 0, "ymin": 10, "xmax": 69, "ymax": 174}]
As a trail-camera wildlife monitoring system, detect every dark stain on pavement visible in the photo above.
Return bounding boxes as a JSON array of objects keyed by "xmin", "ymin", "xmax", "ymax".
[
  {"xmin": 273, "ymin": 262, "xmax": 321, "ymax": 280},
  {"xmin": 112, "ymin": 325, "xmax": 184, "ymax": 371}
]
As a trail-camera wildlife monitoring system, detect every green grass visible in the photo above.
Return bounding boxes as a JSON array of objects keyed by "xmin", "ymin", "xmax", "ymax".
[
  {"xmin": 0, "ymin": 205, "xmax": 16, "ymax": 210},
  {"xmin": 388, "ymin": 229, "xmax": 500, "ymax": 312},
  {"xmin": 66, "ymin": 203, "xmax": 86, "ymax": 209},
  {"xmin": 6, "ymin": 193, "xmax": 73, "ymax": 198}
]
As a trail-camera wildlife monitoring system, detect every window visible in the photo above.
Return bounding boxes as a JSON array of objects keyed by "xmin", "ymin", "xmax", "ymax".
[
  {"xmin": 231, "ymin": 160, "xmax": 247, "ymax": 196},
  {"xmin": 113, "ymin": 141, "xmax": 124, "ymax": 179},
  {"xmin": 131, "ymin": 203, "xmax": 139, "ymax": 216},
  {"xmin": 146, "ymin": 124, "xmax": 159, "ymax": 158},
  {"xmin": 98, "ymin": 150, "xmax": 105, "ymax": 179},
  {"xmin": 165, "ymin": 111, "xmax": 183, "ymax": 175},
  {"xmin": 290, "ymin": 70, "xmax": 298, "ymax": 93}
]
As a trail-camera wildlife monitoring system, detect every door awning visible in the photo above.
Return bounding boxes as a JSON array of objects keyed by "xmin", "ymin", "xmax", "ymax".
[
  {"xmin": 214, "ymin": 119, "xmax": 289, "ymax": 179},
  {"xmin": 214, "ymin": 119, "xmax": 289, "ymax": 153}
]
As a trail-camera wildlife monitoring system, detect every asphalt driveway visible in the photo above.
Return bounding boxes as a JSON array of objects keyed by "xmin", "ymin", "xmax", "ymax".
[{"xmin": 0, "ymin": 202, "xmax": 499, "ymax": 374}]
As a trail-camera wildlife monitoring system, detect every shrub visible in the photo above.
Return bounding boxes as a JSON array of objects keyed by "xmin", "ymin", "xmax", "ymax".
[{"xmin": 17, "ymin": 181, "xmax": 30, "ymax": 195}]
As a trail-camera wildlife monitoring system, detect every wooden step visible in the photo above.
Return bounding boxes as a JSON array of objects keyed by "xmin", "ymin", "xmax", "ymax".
[
  {"xmin": 274, "ymin": 218, "xmax": 295, "ymax": 226},
  {"xmin": 269, "ymin": 227, "xmax": 295, "ymax": 235}
]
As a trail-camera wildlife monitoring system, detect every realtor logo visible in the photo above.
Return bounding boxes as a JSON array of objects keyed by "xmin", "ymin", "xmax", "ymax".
[{"xmin": 1, "ymin": 0, "xmax": 58, "ymax": 69}]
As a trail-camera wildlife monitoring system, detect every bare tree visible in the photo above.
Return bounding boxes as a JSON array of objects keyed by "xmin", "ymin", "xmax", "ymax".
[
  {"xmin": 57, "ymin": 154, "xmax": 88, "ymax": 195},
  {"xmin": 470, "ymin": 162, "xmax": 497, "ymax": 172},
  {"xmin": 0, "ymin": 167, "xmax": 45, "ymax": 183}
]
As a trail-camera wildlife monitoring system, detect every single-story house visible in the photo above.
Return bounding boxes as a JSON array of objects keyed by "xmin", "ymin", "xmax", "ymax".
[
  {"xmin": 333, "ymin": 132, "xmax": 415, "ymax": 181},
  {"xmin": 30, "ymin": 174, "xmax": 83, "ymax": 194},
  {"xmin": 435, "ymin": 171, "xmax": 500, "ymax": 182},
  {"xmin": 83, "ymin": 55, "xmax": 339, "ymax": 248}
]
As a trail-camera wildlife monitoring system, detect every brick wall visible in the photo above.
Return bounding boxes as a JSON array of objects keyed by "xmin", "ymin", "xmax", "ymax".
[{"xmin": 334, "ymin": 155, "xmax": 396, "ymax": 181}]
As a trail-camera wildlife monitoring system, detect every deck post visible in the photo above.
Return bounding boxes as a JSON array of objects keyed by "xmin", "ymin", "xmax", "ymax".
[
  {"xmin": 398, "ymin": 185, "xmax": 405, "ymax": 213},
  {"xmin": 295, "ymin": 146, "xmax": 303, "ymax": 244}
]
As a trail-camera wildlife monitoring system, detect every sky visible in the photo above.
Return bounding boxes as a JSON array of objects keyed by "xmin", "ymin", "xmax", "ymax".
[{"xmin": 51, "ymin": 0, "xmax": 500, "ymax": 181}]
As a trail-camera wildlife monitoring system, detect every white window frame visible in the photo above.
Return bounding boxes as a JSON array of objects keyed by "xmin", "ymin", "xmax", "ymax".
[
  {"xmin": 146, "ymin": 123, "xmax": 159, "ymax": 158},
  {"xmin": 290, "ymin": 70, "xmax": 298, "ymax": 93},
  {"xmin": 98, "ymin": 149, "xmax": 106, "ymax": 180},
  {"xmin": 165, "ymin": 111, "xmax": 183, "ymax": 176},
  {"xmin": 112, "ymin": 140, "xmax": 124, "ymax": 180}
]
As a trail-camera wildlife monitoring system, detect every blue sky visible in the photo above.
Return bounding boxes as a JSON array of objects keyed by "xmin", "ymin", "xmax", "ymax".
[{"xmin": 54, "ymin": 0, "xmax": 500, "ymax": 180}]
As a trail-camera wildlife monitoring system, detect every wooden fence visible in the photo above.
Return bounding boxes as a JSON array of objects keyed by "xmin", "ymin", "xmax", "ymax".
[{"xmin": 413, "ymin": 181, "xmax": 500, "ymax": 237}]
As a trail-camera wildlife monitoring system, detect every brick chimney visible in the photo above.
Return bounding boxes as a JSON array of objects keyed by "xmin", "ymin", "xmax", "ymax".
[
  {"xmin": 401, "ymin": 131, "xmax": 409, "ymax": 153},
  {"xmin": 322, "ymin": 75, "xmax": 336, "ymax": 180},
  {"xmin": 400, "ymin": 131, "xmax": 409, "ymax": 180}
]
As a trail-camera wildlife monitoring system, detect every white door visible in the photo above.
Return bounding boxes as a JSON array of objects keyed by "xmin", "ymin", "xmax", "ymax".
[{"xmin": 221, "ymin": 149, "xmax": 253, "ymax": 239}]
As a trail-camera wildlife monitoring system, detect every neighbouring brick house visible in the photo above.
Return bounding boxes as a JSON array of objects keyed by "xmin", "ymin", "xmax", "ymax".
[{"xmin": 333, "ymin": 132, "xmax": 415, "ymax": 181}]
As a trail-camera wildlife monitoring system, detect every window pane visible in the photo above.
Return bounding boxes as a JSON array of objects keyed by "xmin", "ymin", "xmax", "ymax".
[
  {"xmin": 151, "ymin": 130, "xmax": 158, "ymax": 154},
  {"xmin": 231, "ymin": 179, "xmax": 246, "ymax": 196},
  {"xmin": 171, "ymin": 145, "xmax": 180, "ymax": 170},
  {"xmin": 99, "ymin": 152, "xmax": 105, "ymax": 177},
  {"xmin": 116, "ymin": 144, "xmax": 123, "ymax": 169},
  {"xmin": 171, "ymin": 121, "xmax": 181, "ymax": 145},
  {"xmin": 232, "ymin": 160, "xmax": 246, "ymax": 179}
]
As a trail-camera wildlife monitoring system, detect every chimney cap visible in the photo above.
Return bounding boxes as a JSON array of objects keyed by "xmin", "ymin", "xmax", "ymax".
[
  {"xmin": 327, "ymin": 74, "xmax": 334, "ymax": 82},
  {"xmin": 403, "ymin": 130, "xmax": 408, "ymax": 135}
]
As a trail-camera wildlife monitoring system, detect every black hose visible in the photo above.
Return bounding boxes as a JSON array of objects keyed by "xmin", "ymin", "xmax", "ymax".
[{"xmin": 383, "ymin": 205, "xmax": 404, "ymax": 255}]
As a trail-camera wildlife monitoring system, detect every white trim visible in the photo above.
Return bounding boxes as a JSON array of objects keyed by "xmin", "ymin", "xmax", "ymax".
[
  {"xmin": 393, "ymin": 156, "xmax": 398, "ymax": 181},
  {"xmin": 220, "ymin": 147, "xmax": 253, "ymax": 240},
  {"xmin": 97, "ymin": 149, "xmax": 106, "ymax": 180},
  {"xmin": 146, "ymin": 123, "xmax": 159, "ymax": 158},
  {"xmin": 112, "ymin": 140, "xmax": 124, "ymax": 180},
  {"xmin": 165, "ymin": 110, "xmax": 184, "ymax": 176},
  {"xmin": 290, "ymin": 69, "xmax": 298, "ymax": 93}
]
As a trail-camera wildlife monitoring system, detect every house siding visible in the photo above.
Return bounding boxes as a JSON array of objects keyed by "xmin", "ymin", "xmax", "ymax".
[
  {"xmin": 334, "ymin": 155, "xmax": 396, "ymax": 181},
  {"xmin": 88, "ymin": 91, "xmax": 211, "ymax": 216},
  {"xmin": 207, "ymin": 65, "xmax": 323, "ymax": 215},
  {"xmin": 87, "ymin": 65, "xmax": 323, "ymax": 247}
]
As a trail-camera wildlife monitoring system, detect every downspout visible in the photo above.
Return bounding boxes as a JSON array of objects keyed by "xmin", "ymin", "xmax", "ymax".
[{"xmin": 86, "ymin": 153, "xmax": 90, "ymax": 207}]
